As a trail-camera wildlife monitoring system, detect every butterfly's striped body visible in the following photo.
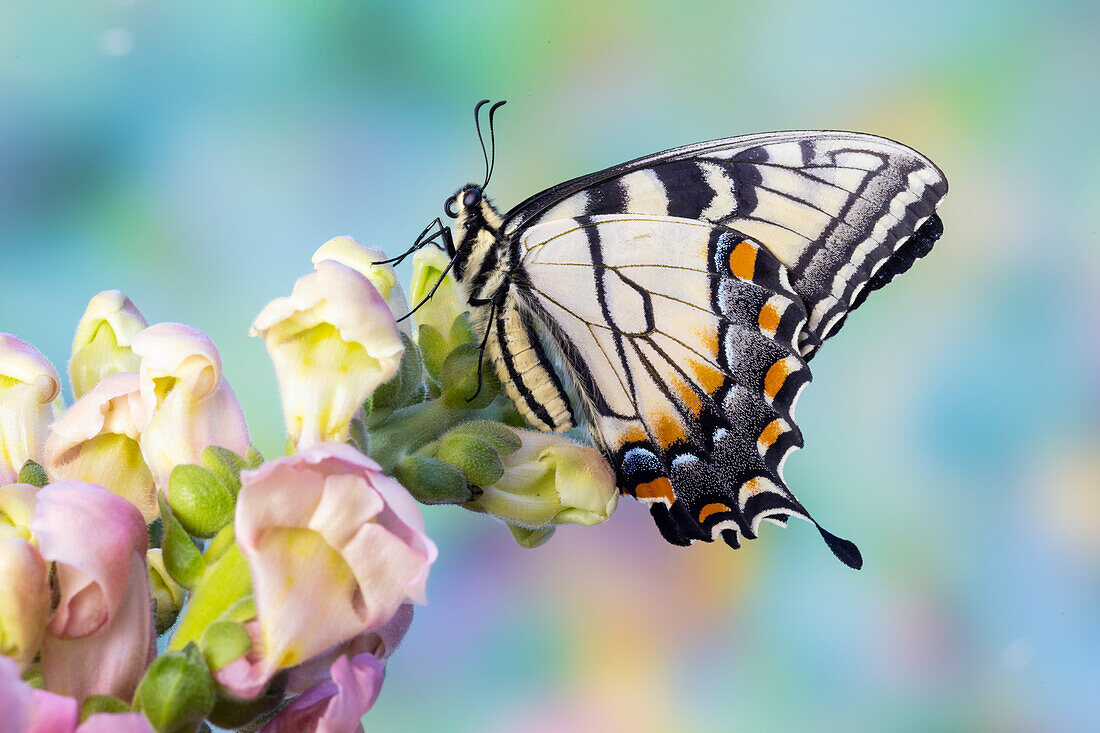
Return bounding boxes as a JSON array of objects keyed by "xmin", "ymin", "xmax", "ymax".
[{"xmin": 444, "ymin": 130, "xmax": 947, "ymax": 567}]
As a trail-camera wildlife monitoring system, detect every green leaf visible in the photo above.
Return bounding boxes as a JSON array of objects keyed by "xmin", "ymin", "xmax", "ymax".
[
  {"xmin": 418, "ymin": 325, "xmax": 451, "ymax": 382},
  {"xmin": 200, "ymin": 620, "xmax": 253, "ymax": 671},
  {"xmin": 80, "ymin": 695, "xmax": 130, "ymax": 721},
  {"xmin": 449, "ymin": 313, "xmax": 477, "ymax": 347},
  {"xmin": 169, "ymin": 464, "xmax": 235, "ymax": 538},
  {"xmin": 243, "ymin": 447, "xmax": 264, "ymax": 469},
  {"xmin": 159, "ymin": 495, "xmax": 205, "ymax": 590},
  {"xmin": 436, "ymin": 432, "xmax": 504, "ymax": 487},
  {"xmin": 201, "ymin": 446, "xmax": 247, "ymax": 498},
  {"xmin": 17, "ymin": 460, "xmax": 48, "ymax": 488},
  {"xmin": 134, "ymin": 643, "xmax": 215, "ymax": 733},
  {"xmin": 395, "ymin": 455, "xmax": 472, "ymax": 505}
]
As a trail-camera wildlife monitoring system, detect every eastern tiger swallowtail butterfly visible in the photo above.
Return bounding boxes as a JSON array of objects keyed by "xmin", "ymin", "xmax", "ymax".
[{"xmin": 406, "ymin": 101, "xmax": 948, "ymax": 569}]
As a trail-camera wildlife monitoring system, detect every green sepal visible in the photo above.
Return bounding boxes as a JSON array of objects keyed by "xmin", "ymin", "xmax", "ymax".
[
  {"xmin": 243, "ymin": 447, "xmax": 264, "ymax": 470},
  {"xmin": 440, "ymin": 343, "xmax": 498, "ymax": 408},
  {"xmin": 200, "ymin": 620, "xmax": 253, "ymax": 671},
  {"xmin": 223, "ymin": 596, "xmax": 257, "ymax": 624},
  {"xmin": 370, "ymin": 332, "xmax": 425, "ymax": 418},
  {"xmin": 168, "ymin": 543, "xmax": 252, "ymax": 653},
  {"xmin": 134, "ymin": 643, "xmax": 215, "ymax": 733},
  {"xmin": 148, "ymin": 549, "xmax": 186, "ymax": 635},
  {"xmin": 449, "ymin": 313, "xmax": 477, "ymax": 347},
  {"xmin": 443, "ymin": 421, "xmax": 521, "ymax": 456},
  {"xmin": 17, "ymin": 460, "xmax": 48, "ymax": 488},
  {"xmin": 169, "ymin": 464, "xmax": 235, "ymax": 538},
  {"xmin": 207, "ymin": 672, "xmax": 287, "ymax": 729},
  {"xmin": 159, "ymin": 495, "xmax": 205, "ymax": 590},
  {"xmin": 348, "ymin": 417, "xmax": 369, "ymax": 454},
  {"xmin": 80, "ymin": 695, "xmax": 131, "ymax": 721},
  {"xmin": 203, "ymin": 524, "xmax": 236, "ymax": 564},
  {"xmin": 148, "ymin": 518, "xmax": 164, "ymax": 549},
  {"xmin": 418, "ymin": 325, "xmax": 449, "ymax": 382},
  {"xmin": 395, "ymin": 455, "xmax": 472, "ymax": 505},
  {"xmin": 201, "ymin": 446, "xmax": 247, "ymax": 498},
  {"xmin": 435, "ymin": 432, "xmax": 504, "ymax": 487},
  {"xmin": 508, "ymin": 524, "xmax": 556, "ymax": 548}
]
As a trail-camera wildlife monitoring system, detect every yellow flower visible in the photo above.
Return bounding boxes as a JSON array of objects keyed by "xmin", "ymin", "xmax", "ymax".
[{"xmin": 69, "ymin": 290, "xmax": 147, "ymax": 398}]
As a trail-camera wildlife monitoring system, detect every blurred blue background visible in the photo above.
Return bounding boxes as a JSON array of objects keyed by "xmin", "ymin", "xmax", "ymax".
[{"xmin": 2, "ymin": 1, "xmax": 1098, "ymax": 729}]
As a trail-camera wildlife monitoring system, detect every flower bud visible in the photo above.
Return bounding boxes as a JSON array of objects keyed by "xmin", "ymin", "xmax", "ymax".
[
  {"xmin": 134, "ymin": 644, "xmax": 215, "ymax": 732},
  {"xmin": 147, "ymin": 549, "xmax": 185, "ymax": 635},
  {"xmin": 465, "ymin": 428, "xmax": 618, "ymax": 534},
  {"xmin": 0, "ymin": 334, "xmax": 61, "ymax": 485},
  {"xmin": 409, "ymin": 245, "xmax": 466, "ymax": 340},
  {"xmin": 69, "ymin": 290, "xmax": 147, "ymax": 398},
  {"xmin": 250, "ymin": 260, "xmax": 404, "ymax": 449},
  {"xmin": 45, "ymin": 373, "xmax": 158, "ymax": 521},
  {"xmin": 131, "ymin": 323, "xmax": 251, "ymax": 491},
  {"xmin": 312, "ymin": 236, "xmax": 410, "ymax": 323}
]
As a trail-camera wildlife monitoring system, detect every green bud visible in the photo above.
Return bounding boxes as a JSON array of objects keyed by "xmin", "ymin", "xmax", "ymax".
[
  {"xmin": 201, "ymin": 446, "xmax": 248, "ymax": 498},
  {"xmin": 203, "ymin": 524, "xmax": 236, "ymax": 564},
  {"xmin": 223, "ymin": 596, "xmax": 257, "ymax": 625},
  {"xmin": 444, "ymin": 420, "xmax": 522, "ymax": 456},
  {"xmin": 159, "ymin": 495, "xmax": 205, "ymax": 590},
  {"xmin": 134, "ymin": 643, "xmax": 215, "ymax": 733},
  {"xmin": 148, "ymin": 549, "xmax": 186, "ymax": 635},
  {"xmin": 200, "ymin": 620, "xmax": 253, "ymax": 671},
  {"xmin": 439, "ymin": 343, "xmax": 498, "ymax": 408},
  {"xmin": 17, "ymin": 459, "xmax": 48, "ymax": 488},
  {"xmin": 508, "ymin": 524, "xmax": 556, "ymax": 548},
  {"xmin": 169, "ymin": 464, "xmax": 235, "ymax": 538},
  {"xmin": 418, "ymin": 325, "xmax": 450, "ymax": 382},
  {"xmin": 80, "ymin": 695, "xmax": 131, "ymax": 721},
  {"xmin": 465, "ymin": 429, "xmax": 619, "ymax": 531},
  {"xmin": 395, "ymin": 455, "xmax": 472, "ymax": 505},
  {"xmin": 436, "ymin": 432, "xmax": 504, "ymax": 487}
]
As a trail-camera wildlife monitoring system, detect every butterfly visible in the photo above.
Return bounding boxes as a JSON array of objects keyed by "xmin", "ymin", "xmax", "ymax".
[{"xmin": 406, "ymin": 101, "xmax": 947, "ymax": 568}]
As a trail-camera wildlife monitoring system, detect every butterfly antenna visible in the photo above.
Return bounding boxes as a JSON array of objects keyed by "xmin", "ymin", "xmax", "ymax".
[
  {"xmin": 473, "ymin": 99, "xmax": 491, "ymax": 189},
  {"xmin": 483, "ymin": 100, "xmax": 507, "ymax": 189},
  {"xmin": 373, "ymin": 218, "xmax": 445, "ymax": 266},
  {"xmin": 396, "ymin": 243, "xmax": 459, "ymax": 323}
]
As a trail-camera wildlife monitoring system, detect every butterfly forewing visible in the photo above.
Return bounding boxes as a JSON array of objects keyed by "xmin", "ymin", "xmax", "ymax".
[{"xmin": 505, "ymin": 131, "xmax": 947, "ymax": 358}]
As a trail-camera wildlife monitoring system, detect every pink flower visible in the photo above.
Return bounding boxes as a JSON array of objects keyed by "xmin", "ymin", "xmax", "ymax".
[
  {"xmin": 31, "ymin": 481, "xmax": 154, "ymax": 703},
  {"xmin": 220, "ymin": 444, "xmax": 435, "ymax": 697},
  {"xmin": 0, "ymin": 334, "xmax": 61, "ymax": 484},
  {"xmin": 44, "ymin": 373, "xmax": 158, "ymax": 521},
  {"xmin": 0, "ymin": 657, "xmax": 154, "ymax": 732},
  {"xmin": 0, "ymin": 535, "xmax": 50, "ymax": 671},
  {"xmin": 258, "ymin": 653, "xmax": 385, "ymax": 733},
  {"xmin": 131, "ymin": 323, "xmax": 250, "ymax": 491}
]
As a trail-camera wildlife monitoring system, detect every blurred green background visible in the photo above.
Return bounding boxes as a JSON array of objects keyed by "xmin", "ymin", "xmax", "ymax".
[{"xmin": 2, "ymin": 1, "xmax": 1098, "ymax": 730}]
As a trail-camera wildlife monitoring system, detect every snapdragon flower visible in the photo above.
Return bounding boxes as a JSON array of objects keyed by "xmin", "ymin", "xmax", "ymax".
[{"xmin": 0, "ymin": 334, "xmax": 61, "ymax": 484}]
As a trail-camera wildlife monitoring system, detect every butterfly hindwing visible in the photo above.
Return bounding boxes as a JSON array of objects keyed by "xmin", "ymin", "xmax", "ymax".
[
  {"xmin": 509, "ymin": 214, "xmax": 860, "ymax": 565},
  {"xmin": 505, "ymin": 131, "xmax": 947, "ymax": 359}
]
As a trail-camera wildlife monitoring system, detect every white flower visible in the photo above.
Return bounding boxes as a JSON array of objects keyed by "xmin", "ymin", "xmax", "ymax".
[
  {"xmin": 131, "ymin": 323, "xmax": 251, "ymax": 491},
  {"xmin": 0, "ymin": 334, "xmax": 61, "ymax": 484},
  {"xmin": 69, "ymin": 290, "xmax": 147, "ymax": 398},
  {"xmin": 312, "ymin": 235, "xmax": 412, "ymax": 327},
  {"xmin": 251, "ymin": 260, "xmax": 404, "ymax": 450}
]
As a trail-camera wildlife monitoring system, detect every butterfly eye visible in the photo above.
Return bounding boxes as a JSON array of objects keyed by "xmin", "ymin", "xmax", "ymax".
[
  {"xmin": 444, "ymin": 196, "xmax": 458, "ymax": 218},
  {"xmin": 463, "ymin": 188, "xmax": 482, "ymax": 207}
]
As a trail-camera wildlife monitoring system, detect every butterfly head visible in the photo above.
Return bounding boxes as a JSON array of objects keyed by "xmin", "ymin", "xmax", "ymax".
[{"xmin": 443, "ymin": 183, "xmax": 502, "ymax": 255}]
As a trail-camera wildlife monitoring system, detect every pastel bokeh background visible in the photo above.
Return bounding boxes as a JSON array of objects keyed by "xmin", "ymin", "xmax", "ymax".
[{"xmin": 3, "ymin": 1, "xmax": 1098, "ymax": 730}]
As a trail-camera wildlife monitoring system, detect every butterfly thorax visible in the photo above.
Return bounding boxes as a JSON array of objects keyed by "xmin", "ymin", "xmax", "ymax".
[{"xmin": 449, "ymin": 186, "xmax": 517, "ymax": 306}]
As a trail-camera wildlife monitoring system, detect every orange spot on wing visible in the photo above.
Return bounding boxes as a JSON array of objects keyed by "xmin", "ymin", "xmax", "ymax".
[
  {"xmin": 728, "ymin": 241, "xmax": 757, "ymax": 280},
  {"xmin": 758, "ymin": 419, "xmax": 786, "ymax": 449},
  {"xmin": 742, "ymin": 477, "xmax": 763, "ymax": 497},
  {"xmin": 688, "ymin": 359, "xmax": 725, "ymax": 394},
  {"xmin": 635, "ymin": 476, "xmax": 674, "ymax": 504},
  {"xmin": 696, "ymin": 329, "xmax": 719, "ymax": 361},
  {"xmin": 758, "ymin": 301, "xmax": 781, "ymax": 336},
  {"xmin": 698, "ymin": 502, "xmax": 730, "ymax": 523},
  {"xmin": 652, "ymin": 411, "xmax": 687, "ymax": 448},
  {"xmin": 764, "ymin": 358, "xmax": 793, "ymax": 400},
  {"xmin": 674, "ymin": 379, "xmax": 702, "ymax": 415}
]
